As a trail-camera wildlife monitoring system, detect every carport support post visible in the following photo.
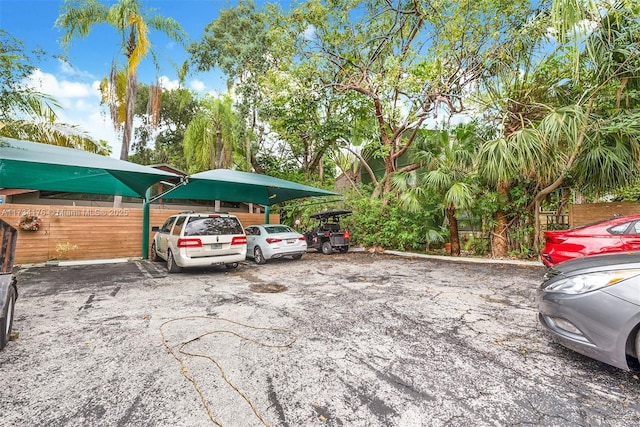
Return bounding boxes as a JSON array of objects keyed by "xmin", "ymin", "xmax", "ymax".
[
  {"xmin": 264, "ymin": 205, "xmax": 270, "ymax": 224},
  {"xmin": 142, "ymin": 188, "xmax": 151, "ymax": 259}
]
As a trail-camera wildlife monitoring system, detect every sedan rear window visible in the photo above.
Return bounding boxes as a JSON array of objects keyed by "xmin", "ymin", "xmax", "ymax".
[
  {"xmin": 184, "ymin": 217, "xmax": 244, "ymax": 236},
  {"xmin": 609, "ymin": 222, "xmax": 632, "ymax": 235},
  {"xmin": 265, "ymin": 225, "xmax": 293, "ymax": 233}
]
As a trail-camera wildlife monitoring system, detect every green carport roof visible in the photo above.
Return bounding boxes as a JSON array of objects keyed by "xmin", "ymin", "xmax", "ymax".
[
  {"xmin": 0, "ymin": 137, "xmax": 179, "ymax": 198},
  {"xmin": 165, "ymin": 169, "xmax": 340, "ymax": 206}
]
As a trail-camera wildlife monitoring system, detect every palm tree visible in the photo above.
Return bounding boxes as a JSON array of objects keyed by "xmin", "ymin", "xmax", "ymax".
[
  {"xmin": 476, "ymin": 0, "xmax": 640, "ymax": 253},
  {"xmin": 183, "ymin": 95, "xmax": 238, "ymax": 173},
  {"xmin": 0, "ymin": 97, "xmax": 110, "ymax": 155},
  {"xmin": 0, "ymin": 30, "xmax": 107, "ymax": 153},
  {"xmin": 392, "ymin": 126, "xmax": 477, "ymax": 256},
  {"xmin": 56, "ymin": 0, "xmax": 185, "ymax": 161}
]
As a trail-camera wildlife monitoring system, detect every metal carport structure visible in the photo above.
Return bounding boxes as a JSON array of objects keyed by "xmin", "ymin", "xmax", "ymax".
[
  {"xmin": 159, "ymin": 168, "xmax": 340, "ymax": 210},
  {"xmin": 0, "ymin": 137, "xmax": 341, "ymax": 259},
  {"xmin": 0, "ymin": 138, "xmax": 179, "ymax": 197}
]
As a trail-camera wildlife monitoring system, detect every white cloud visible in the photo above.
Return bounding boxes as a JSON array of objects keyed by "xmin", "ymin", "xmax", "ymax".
[
  {"xmin": 23, "ymin": 69, "xmax": 121, "ymax": 156},
  {"xmin": 26, "ymin": 69, "xmax": 98, "ymax": 101},
  {"xmin": 158, "ymin": 75, "xmax": 180, "ymax": 90},
  {"xmin": 58, "ymin": 59, "xmax": 96, "ymax": 80},
  {"xmin": 189, "ymin": 79, "xmax": 206, "ymax": 92}
]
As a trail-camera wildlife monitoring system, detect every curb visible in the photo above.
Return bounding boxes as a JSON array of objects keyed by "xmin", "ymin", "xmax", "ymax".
[{"xmin": 351, "ymin": 247, "xmax": 542, "ymax": 267}]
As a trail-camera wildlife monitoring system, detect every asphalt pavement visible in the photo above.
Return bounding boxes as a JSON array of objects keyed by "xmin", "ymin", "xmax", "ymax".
[{"xmin": 1, "ymin": 251, "xmax": 639, "ymax": 426}]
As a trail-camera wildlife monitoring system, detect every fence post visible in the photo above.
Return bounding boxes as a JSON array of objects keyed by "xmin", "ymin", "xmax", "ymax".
[{"xmin": 142, "ymin": 189, "xmax": 151, "ymax": 259}]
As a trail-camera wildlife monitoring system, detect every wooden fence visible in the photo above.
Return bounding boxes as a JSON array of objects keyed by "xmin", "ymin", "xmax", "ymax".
[
  {"xmin": 0, "ymin": 203, "xmax": 278, "ymax": 264},
  {"xmin": 569, "ymin": 202, "xmax": 640, "ymax": 228}
]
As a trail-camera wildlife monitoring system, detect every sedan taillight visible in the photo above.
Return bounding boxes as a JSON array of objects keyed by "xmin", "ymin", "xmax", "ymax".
[
  {"xmin": 231, "ymin": 236, "xmax": 247, "ymax": 245},
  {"xmin": 545, "ymin": 235, "xmax": 567, "ymax": 244},
  {"xmin": 178, "ymin": 238, "xmax": 202, "ymax": 248},
  {"xmin": 266, "ymin": 237, "xmax": 282, "ymax": 244},
  {"xmin": 299, "ymin": 236, "xmax": 306, "ymax": 241}
]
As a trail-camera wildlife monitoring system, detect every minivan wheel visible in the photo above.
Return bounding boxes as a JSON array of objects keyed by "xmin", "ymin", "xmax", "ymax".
[
  {"xmin": 167, "ymin": 250, "xmax": 182, "ymax": 273},
  {"xmin": 254, "ymin": 246, "xmax": 266, "ymax": 265},
  {"xmin": 151, "ymin": 242, "xmax": 161, "ymax": 262},
  {"xmin": 322, "ymin": 241, "xmax": 333, "ymax": 255}
]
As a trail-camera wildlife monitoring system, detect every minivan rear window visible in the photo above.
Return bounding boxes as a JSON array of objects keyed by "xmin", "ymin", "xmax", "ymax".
[{"xmin": 184, "ymin": 216, "xmax": 244, "ymax": 236}]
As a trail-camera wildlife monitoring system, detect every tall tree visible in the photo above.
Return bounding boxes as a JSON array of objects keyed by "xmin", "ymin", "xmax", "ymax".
[
  {"xmin": 393, "ymin": 126, "xmax": 477, "ymax": 256},
  {"xmin": 129, "ymin": 85, "xmax": 200, "ymax": 169},
  {"xmin": 275, "ymin": 0, "xmax": 533, "ymax": 202},
  {"xmin": 477, "ymin": 0, "xmax": 640, "ymax": 254},
  {"xmin": 186, "ymin": 0, "xmax": 279, "ymax": 173},
  {"xmin": 183, "ymin": 95, "xmax": 238, "ymax": 173},
  {"xmin": 56, "ymin": 0, "xmax": 186, "ymax": 161}
]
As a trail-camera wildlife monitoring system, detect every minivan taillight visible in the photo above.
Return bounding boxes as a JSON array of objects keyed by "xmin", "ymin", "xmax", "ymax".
[
  {"xmin": 343, "ymin": 229, "xmax": 350, "ymax": 239},
  {"xmin": 178, "ymin": 238, "xmax": 202, "ymax": 248},
  {"xmin": 231, "ymin": 236, "xmax": 247, "ymax": 245}
]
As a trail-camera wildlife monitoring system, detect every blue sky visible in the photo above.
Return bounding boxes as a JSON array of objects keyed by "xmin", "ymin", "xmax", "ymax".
[{"xmin": 0, "ymin": 0, "xmax": 265, "ymax": 156}]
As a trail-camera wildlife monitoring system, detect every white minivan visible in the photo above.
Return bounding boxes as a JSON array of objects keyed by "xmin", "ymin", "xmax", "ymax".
[{"xmin": 151, "ymin": 212, "xmax": 247, "ymax": 273}]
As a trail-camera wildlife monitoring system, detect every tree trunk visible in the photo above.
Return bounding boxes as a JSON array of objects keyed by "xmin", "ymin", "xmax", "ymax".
[
  {"xmin": 114, "ymin": 68, "xmax": 137, "ymax": 208},
  {"xmin": 120, "ymin": 69, "xmax": 137, "ymax": 161},
  {"xmin": 491, "ymin": 181, "xmax": 510, "ymax": 258},
  {"xmin": 215, "ymin": 129, "xmax": 222, "ymax": 169},
  {"xmin": 381, "ymin": 155, "xmax": 395, "ymax": 205},
  {"xmin": 446, "ymin": 206, "xmax": 461, "ymax": 256}
]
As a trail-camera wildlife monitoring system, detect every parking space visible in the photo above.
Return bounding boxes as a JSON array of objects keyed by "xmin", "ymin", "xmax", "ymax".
[{"xmin": 2, "ymin": 252, "xmax": 639, "ymax": 426}]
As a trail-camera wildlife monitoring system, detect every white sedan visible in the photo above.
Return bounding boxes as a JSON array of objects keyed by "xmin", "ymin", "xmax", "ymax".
[{"xmin": 245, "ymin": 224, "xmax": 307, "ymax": 264}]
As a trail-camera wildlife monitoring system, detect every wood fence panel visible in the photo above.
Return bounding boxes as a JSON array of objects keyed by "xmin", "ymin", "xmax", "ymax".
[
  {"xmin": 0, "ymin": 203, "xmax": 278, "ymax": 264},
  {"xmin": 569, "ymin": 202, "xmax": 640, "ymax": 228}
]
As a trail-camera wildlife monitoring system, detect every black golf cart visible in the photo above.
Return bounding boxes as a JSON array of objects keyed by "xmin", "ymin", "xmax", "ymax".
[{"xmin": 305, "ymin": 210, "xmax": 352, "ymax": 254}]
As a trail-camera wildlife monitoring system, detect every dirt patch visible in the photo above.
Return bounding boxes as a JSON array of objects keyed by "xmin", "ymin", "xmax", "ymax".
[{"xmin": 250, "ymin": 283, "xmax": 288, "ymax": 293}]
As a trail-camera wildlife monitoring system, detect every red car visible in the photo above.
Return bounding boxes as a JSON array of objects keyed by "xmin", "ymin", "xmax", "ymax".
[{"xmin": 541, "ymin": 214, "xmax": 640, "ymax": 267}]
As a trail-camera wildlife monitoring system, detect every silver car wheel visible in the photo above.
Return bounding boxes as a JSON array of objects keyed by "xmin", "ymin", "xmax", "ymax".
[{"xmin": 254, "ymin": 246, "xmax": 266, "ymax": 265}]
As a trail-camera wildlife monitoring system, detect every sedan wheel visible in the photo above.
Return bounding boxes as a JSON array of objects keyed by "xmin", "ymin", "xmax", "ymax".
[
  {"xmin": 322, "ymin": 241, "xmax": 333, "ymax": 255},
  {"xmin": 167, "ymin": 250, "xmax": 182, "ymax": 273},
  {"xmin": 254, "ymin": 246, "xmax": 267, "ymax": 265}
]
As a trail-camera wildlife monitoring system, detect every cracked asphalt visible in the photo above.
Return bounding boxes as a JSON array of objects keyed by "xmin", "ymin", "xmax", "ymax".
[{"xmin": 2, "ymin": 251, "xmax": 640, "ymax": 426}]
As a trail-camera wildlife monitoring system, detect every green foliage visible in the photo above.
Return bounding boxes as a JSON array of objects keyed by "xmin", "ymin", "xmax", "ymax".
[
  {"xmin": 130, "ymin": 85, "xmax": 199, "ymax": 169},
  {"xmin": 0, "ymin": 30, "xmax": 108, "ymax": 153},
  {"xmin": 341, "ymin": 194, "xmax": 444, "ymax": 252},
  {"xmin": 0, "ymin": 30, "xmax": 44, "ymax": 121},
  {"xmin": 183, "ymin": 94, "xmax": 239, "ymax": 173}
]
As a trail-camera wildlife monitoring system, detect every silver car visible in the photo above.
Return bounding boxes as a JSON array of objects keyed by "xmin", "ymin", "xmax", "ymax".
[
  {"xmin": 245, "ymin": 224, "xmax": 307, "ymax": 264},
  {"xmin": 538, "ymin": 252, "xmax": 640, "ymax": 370}
]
